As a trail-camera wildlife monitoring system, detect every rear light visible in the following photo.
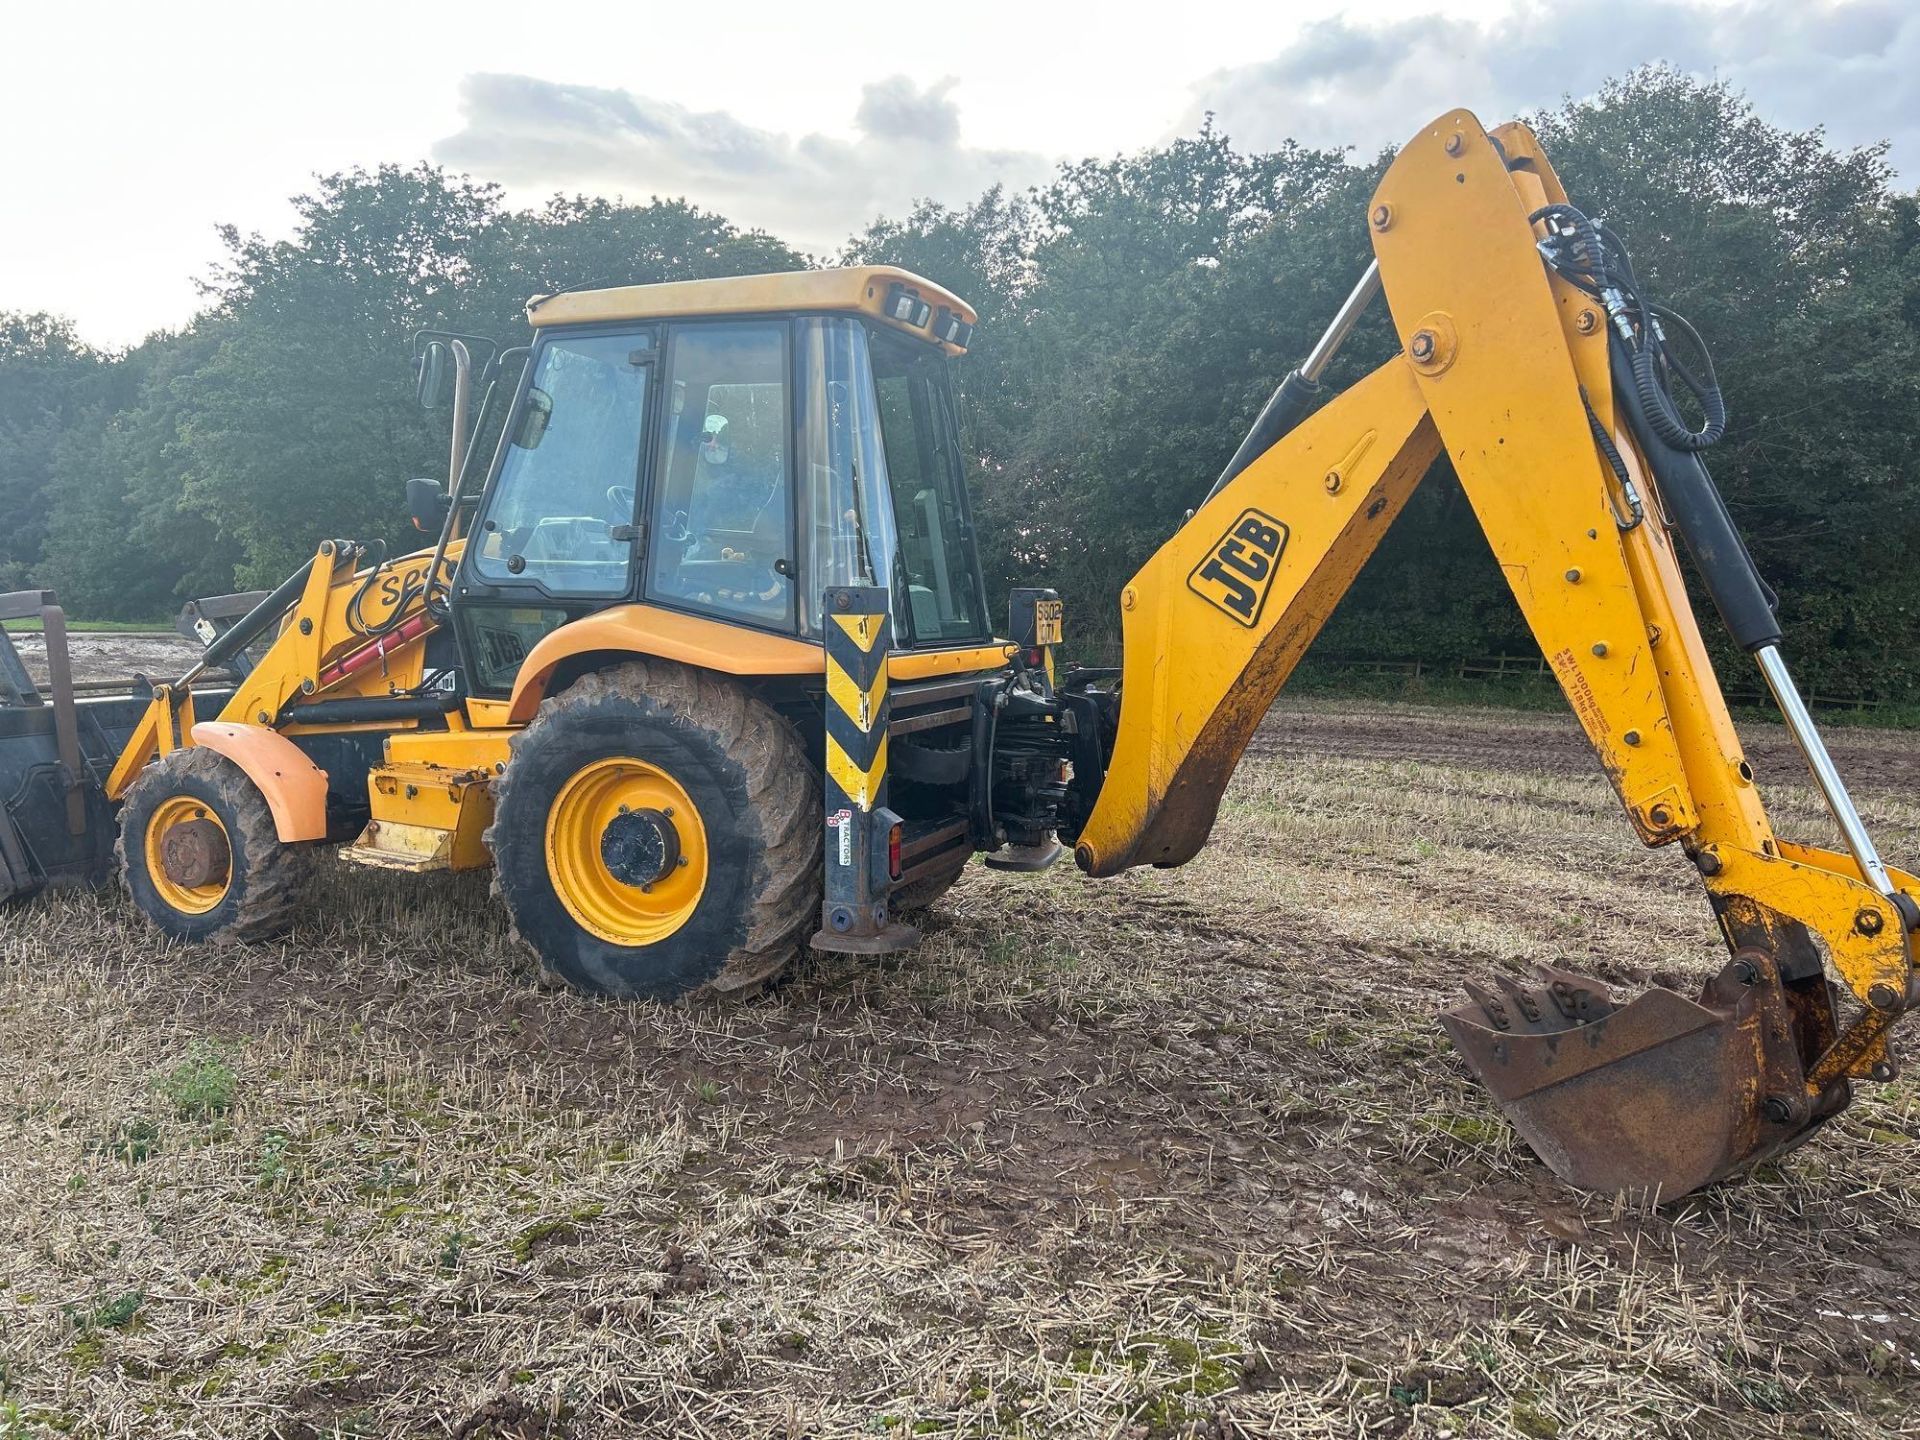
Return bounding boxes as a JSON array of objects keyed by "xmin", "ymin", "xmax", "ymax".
[
  {"xmin": 888, "ymin": 822, "xmax": 904, "ymax": 881},
  {"xmin": 1025, "ymin": 647, "xmax": 1044, "ymax": 668}
]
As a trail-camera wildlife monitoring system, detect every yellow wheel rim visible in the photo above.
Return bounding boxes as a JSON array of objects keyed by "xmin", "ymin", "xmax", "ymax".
[
  {"xmin": 545, "ymin": 757, "xmax": 709, "ymax": 946},
  {"xmin": 143, "ymin": 795, "xmax": 232, "ymax": 915}
]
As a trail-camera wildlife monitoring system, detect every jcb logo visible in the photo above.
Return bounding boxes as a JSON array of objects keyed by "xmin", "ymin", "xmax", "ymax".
[{"xmin": 1187, "ymin": 508, "xmax": 1288, "ymax": 626}]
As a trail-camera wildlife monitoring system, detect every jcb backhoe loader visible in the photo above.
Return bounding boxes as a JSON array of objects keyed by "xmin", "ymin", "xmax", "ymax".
[{"xmin": 2, "ymin": 110, "xmax": 1913, "ymax": 1201}]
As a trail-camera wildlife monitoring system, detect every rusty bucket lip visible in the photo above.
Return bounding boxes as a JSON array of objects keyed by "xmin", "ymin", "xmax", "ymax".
[{"xmin": 1440, "ymin": 957, "xmax": 1838, "ymax": 1200}]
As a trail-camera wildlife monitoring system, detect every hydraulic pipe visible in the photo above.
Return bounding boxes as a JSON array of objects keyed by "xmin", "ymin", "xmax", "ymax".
[
  {"xmin": 1607, "ymin": 337, "xmax": 1781, "ymax": 652},
  {"xmin": 315, "ymin": 609, "xmax": 437, "ymax": 689},
  {"xmin": 1205, "ymin": 261, "xmax": 1382, "ymax": 503}
]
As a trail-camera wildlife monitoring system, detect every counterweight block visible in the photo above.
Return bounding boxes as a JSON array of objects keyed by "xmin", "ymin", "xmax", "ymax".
[{"xmin": 1440, "ymin": 958, "xmax": 1849, "ymax": 1198}]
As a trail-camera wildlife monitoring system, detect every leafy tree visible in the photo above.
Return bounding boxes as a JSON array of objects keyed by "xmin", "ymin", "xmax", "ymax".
[
  {"xmin": 1532, "ymin": 67, "xmax": 1919, "ymax": 697},
  {"xmin": 0, "ymin": 313, "xmax": 109, "ymax": 591},
  {"xmin": 15, "ymin": 66, "xmax": 1920, "ymax": 704}
]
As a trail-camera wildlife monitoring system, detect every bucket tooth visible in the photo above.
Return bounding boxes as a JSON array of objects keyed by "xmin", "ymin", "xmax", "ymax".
[{"xmin": 1440, "ymin": 954, "xmax": 1844, "ymax": 1199}]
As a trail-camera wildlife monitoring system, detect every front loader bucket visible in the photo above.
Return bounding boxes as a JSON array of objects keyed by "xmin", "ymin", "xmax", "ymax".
[
  {"xmin": 0, "ymin": 591, "xmax": 154, "ymax": 903},
  {"xmin": 1441, "ymin": 959, "xmax": 1845, "ymax": 1198}
]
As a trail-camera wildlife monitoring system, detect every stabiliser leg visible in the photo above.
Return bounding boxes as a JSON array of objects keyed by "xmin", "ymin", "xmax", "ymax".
[{"xmin": 811, "ymin": 585, "xmax": 918, "ymax": 956}]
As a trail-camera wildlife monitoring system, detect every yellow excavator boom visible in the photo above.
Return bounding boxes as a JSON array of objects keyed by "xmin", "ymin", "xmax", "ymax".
[{"xmin": 1074, "ymin": 109, "xmax": 1917, "ymax": 1198}]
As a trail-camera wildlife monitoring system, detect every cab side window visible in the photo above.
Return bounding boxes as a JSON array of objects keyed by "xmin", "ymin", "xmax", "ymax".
[
  {"xmin": 470, "ymin": 332, "xmax": 648, "ymax": 596},
  {"xmin": 646, "ymin": 323, "xmax": 792, "ymax": 629}
]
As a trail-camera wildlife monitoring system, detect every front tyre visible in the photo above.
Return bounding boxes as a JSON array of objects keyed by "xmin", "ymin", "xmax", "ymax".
[
  {"xmin": 117, "ymin": 747, "xmax": 309, "ymax": 942},
  {"xmin": 489, "ymin": 660, "xmax": 821, "ymax": 1001}
]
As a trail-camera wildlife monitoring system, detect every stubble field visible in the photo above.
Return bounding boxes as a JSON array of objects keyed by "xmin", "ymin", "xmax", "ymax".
[{"xmin": 2, "ymin": 696, "xmax": 1918, "ymax": 1439}]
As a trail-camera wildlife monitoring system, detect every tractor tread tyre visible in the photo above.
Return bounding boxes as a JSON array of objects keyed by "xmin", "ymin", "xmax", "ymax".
[
  {"xmin": 117, "ymin": 747, "xmax": 310, "ymax": 943},
  {"xmin": 489, "ymin": 660, "xmax": 822, "ymax": 1002}
]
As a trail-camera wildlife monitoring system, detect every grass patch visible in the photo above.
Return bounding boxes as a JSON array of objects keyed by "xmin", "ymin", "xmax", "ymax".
[
  {"xmin": 0, "ymin": 617, "xmax": 171, "ymax": 633},
  {"xmin": 154, "ymin": 1041, "xmax": 237, "ymax": 1120}
]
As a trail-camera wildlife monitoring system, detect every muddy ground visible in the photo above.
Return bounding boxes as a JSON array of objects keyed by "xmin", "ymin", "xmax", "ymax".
[
  {"xmin": 9, "ymin": 631, "xmax": 206, "ymax": 690},
  {"xmin": 1, "ymin": 698, "xmax": 1917, "ymax": 1438}
]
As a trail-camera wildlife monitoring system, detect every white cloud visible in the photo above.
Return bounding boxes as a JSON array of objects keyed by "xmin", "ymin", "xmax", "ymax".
[
  {"xmin": 434, "ymin": 73, "xmax": 1051, "ymax": 253},
  {"xmin": 1184, "ymin": 0, "xmax": 1920, "ymax": 172}
]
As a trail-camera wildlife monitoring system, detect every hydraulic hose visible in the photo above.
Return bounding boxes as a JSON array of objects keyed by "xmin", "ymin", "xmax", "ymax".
[{"xmin": 1606, "ymin": 332, "xmax": 1782, "ymax": 653}]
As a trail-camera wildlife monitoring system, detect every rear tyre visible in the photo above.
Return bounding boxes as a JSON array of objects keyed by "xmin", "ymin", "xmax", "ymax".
[
  {"xmin": 117, "ymin": 747, "xmax": 309, "ymax": 942},
  {"xmin": 489, "ymin": 660, "xmax": 821, "ymax": 1001}
]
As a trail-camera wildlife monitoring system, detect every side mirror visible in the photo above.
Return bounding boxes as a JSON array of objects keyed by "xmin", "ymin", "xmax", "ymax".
[
  {"xmin": 511, "ymin": 387, "xmax": 553, "ymax": 451},
  {"xmin": 415, "ymin": 341, "xmax": 451, "ymax": 409},
  {"xmin": 405, "ymin": 477, "xmax": 450, "ymax": 534}
]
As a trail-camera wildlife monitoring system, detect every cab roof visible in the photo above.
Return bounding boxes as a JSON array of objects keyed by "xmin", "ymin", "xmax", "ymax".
[{"xmin": 525, "ymin": 265, "xmax": 977, "ymax": 355}]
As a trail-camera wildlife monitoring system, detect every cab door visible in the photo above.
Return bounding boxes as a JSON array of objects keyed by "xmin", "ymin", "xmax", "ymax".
[{"xmin": 452, "ymin": 329, "xmax": 655, "ymax": 693}]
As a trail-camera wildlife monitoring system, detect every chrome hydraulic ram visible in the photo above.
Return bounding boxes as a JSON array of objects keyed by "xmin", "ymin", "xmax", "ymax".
[
  {"xmin": 1756, "ymin": 644, "xmax": 1896, "ymax": 897},
  {"xmin": 1205, "ymin": 260, "xmax": 1382, "ymax": 502}
]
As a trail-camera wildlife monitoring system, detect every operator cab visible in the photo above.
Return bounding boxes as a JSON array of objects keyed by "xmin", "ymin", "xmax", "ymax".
[{"xmin": 447, "ymin": 267, "xmax": 988, "ymax": 693}]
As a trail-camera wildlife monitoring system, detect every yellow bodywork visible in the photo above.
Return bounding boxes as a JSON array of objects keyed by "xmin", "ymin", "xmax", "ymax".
[
  {"xmin": 106, "ymin": 539, "xmax": 456, "ymax": 805},
  {"xmin": 505, "ymin": 600, "xmax": 1011, "ymax": 724},
  {"xmin": 1080, "ymin": 109, "xmax": 1912, "ymax": 1091},
  {"xmin": 526, "ymin": 265, "xmax": 976, "ymax": 356}
]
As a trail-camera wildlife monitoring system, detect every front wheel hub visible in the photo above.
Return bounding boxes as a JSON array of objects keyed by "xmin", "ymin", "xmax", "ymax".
[
  {"xmin": 144, "ymin": 796, "xmax": 233, "ymax": 914},
  {"xmin": 161, "ymin": 818, "xmax": 230, "ymax": 889},
  {"xmin": 600, "ymin": 808, "xmax": 681, "ymax": 888}
]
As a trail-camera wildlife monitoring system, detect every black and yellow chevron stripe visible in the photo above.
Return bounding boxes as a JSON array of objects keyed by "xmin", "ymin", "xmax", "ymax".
[{"xmin": 823, "ymin": 600, "xmax": 891, "ymax": 812}]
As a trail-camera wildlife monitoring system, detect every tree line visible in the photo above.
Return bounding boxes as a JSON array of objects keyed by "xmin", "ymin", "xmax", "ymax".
[{"xmin": 4, "ymin": 68, "xmax": 1917, "ymax": 700}]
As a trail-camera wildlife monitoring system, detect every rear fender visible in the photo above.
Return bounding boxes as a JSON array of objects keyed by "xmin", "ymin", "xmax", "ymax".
[
  {"xmin": 506, "ymin": 605, "xmax": 823, "ymax": 724},
  {"xmin": 189, "ymin": 722, "xmax": 329, "ymax": 842}
]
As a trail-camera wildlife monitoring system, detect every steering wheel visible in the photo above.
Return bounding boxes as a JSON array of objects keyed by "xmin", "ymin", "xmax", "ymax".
[{"xmin": 606, "ymin": 485, "xmax": 634, "ymax": 524}]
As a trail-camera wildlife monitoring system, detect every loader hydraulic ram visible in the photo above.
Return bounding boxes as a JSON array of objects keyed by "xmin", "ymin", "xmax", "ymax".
[{"xmin": 1055, "ymin": 110, "xmax": 1919, "ymax": 1198}]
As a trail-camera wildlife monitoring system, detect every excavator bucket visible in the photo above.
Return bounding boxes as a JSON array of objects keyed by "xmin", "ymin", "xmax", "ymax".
[{"xmin": 1439, "ymin": 958, "xmax": 1845, "ymax": 1198}]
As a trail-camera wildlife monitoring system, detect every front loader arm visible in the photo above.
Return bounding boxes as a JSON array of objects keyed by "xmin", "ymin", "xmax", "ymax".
[
  {"xmin": 1075, "ymin": 109, "xmax": 1917, "ymax": 1197},
  {"xmin": 104, "ymin": 539, "xmax": 453, "ymax": 816}
]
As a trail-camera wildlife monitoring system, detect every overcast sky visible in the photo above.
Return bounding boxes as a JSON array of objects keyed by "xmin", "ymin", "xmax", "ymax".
[{"xmin": 7, "ymin": 0, "xmax": 1915, "ymax": 348}]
